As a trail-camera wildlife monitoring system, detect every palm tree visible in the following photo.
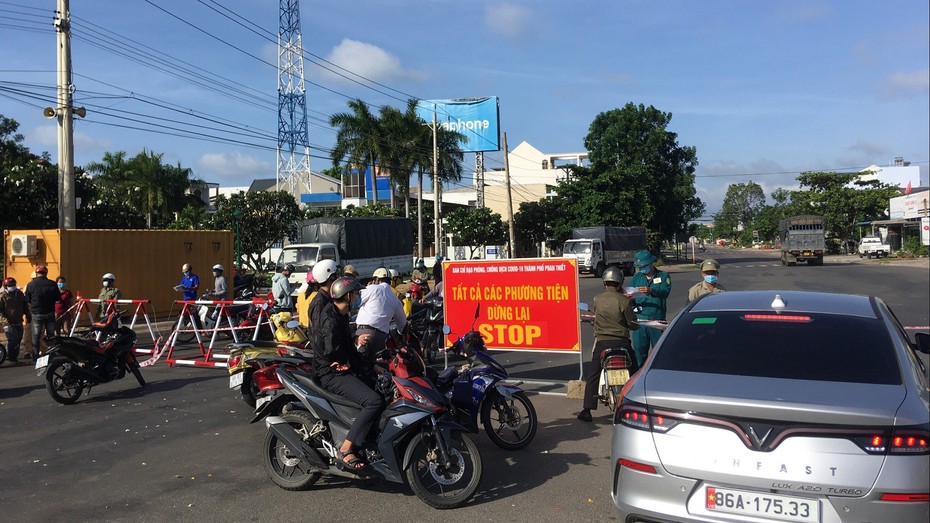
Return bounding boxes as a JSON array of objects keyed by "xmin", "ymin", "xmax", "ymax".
[
  {"xmin": 330, "ymin": 98, "xmax": 382, "ymax": 205},
  {"xmin": 379, "ymin": 99, "xmax": 432, "ymax": 215}
]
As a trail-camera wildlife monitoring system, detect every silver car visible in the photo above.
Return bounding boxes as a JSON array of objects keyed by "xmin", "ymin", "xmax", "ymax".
[{"xmin": 612, "ymin": 290, "xmax": 929, "ymax": 523}]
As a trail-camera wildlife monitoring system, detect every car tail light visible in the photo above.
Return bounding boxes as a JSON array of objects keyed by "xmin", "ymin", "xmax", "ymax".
[
  {"xmin": 742, "ymin": 314, "xmax": 812, "ymax": 323},
  {"xmin": 617, "ymin": 458, "xmax": 657, "ymax": 474},
  {"xmin": 879, "ymin": 493, "xmax": 930, "ymax": 502},
  {"xmin": 854, "ymin": 427, "xmax": 929, "ymax": 455},
  {"xmin": 615, "ymin": 401, "xmax": 679, "ymax": 433}
]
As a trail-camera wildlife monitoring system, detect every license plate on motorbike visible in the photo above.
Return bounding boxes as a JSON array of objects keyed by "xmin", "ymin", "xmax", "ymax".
[
  {"xmin": 705, "ymin": 486, "xmax": 819, "ymax": 522},
  {"xmin": 606, "ymin": 369, "xmax": 630, "ymax": 386},
  {"xmin": 256, "ymin": 394, "xmax": 273, "ymax": 408},
  {"xmin": 35, "ymin": 354, "xmax": 49, "ymax": 375},
  {"xmin": 229, "ymin": 371, "xmax": 244, "ymax": 389}
]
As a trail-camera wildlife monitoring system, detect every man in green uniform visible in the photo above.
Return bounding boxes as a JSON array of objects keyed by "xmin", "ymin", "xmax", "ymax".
[{"xmin": 629, "ymin": 250, "xmax": 670, "ymax": 366}]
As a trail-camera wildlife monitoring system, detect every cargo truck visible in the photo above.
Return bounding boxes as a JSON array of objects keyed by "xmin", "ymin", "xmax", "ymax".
[
  {"xmin": 562, "ymin": 226, "xmax": 648, "ymax": 277},
  {"xmin": 779, "ymin": 215, "xmax": 825, "ymax": 266},
  {"xmin": 277, "ymin": 217, "xmax": 413, "ymax": 286}
]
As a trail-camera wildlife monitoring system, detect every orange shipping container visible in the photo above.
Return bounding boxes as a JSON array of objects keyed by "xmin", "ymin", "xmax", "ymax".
[{"xmin": 4, "ymin": 229, "xmax": 234, "ymax": 317}]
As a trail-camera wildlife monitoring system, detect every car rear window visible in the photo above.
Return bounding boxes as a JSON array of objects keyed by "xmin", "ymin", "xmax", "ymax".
[{"xmin": 651, "ymin": 312, "xmax": 901, "ymax": 385}]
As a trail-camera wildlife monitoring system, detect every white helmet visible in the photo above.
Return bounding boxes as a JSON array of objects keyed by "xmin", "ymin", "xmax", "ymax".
[
  {"xmin": 102, "ymin": 273, "xmax": 116, "ymax": 281},
  {"xmin": 388, "ymin": 269, "xmax": 399, "ymax": 279},
  {"xmin": 311, "ymin": 259, "xmax": 339, "ymax": 283},
  {"xmin": 372, "ymin": 267, "xmax": 389, "ymax": 279},
  {"xmin": 212, "ymin": 264, "xmax": 224, "ymax": 272}
]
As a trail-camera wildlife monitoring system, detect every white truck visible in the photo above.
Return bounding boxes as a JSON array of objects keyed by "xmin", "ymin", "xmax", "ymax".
[
  {"xmin": 277, "ymin": 217, "xmax": 413, "ymax": 287},
  {"xmin": 857, "ymin": 236, "xmax": 891, "ymax": 259},
  {"xmin": 562, "ymin": 226, "xmax": 648, "ymax": 277}
]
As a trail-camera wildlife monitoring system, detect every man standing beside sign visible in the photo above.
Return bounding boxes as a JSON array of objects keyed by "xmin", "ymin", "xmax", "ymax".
[{"xmin": 629, "ymin": 250, "xmax": 670, "ymax": 366}]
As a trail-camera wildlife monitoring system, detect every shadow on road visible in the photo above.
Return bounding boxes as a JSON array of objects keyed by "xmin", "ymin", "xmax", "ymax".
[
  {"xmin": 0, "ymin": 383, "xmax": 44, "ymax": 399},
  {"xmin": 79, "ymin": 372, "xmax": 226, "ymax": 403}
]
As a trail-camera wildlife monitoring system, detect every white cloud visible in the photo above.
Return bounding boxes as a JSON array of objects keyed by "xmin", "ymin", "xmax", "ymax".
[
  {"xmin": 197, "ymin": 151, "xmax": 274, "ymax": 184},
  {"xmin": 881, "ymin": 69, "xmax": 930, "ymax": 99},
  {"xmin": 321, "ymin": 39, "xmax": 425, "ymax": 84},
  {"xmin": 484, "ymin": 3, "xmax": 530, "ymax": 37}
]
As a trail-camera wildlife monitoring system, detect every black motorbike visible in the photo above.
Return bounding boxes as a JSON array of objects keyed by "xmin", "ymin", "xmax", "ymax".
[
  {"xmin": 36, "ymin": 313, "xmax": 144, "ymax": 404},
  {"xmin": 407, "ymin": 296, "xmax": 443, "ymax": 364}
]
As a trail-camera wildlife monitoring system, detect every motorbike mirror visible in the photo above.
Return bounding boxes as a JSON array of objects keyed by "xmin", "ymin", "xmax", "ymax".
[
  {"xmin": 473, "ymin": 303, "xmax": 480, "ymax": 319},
  {"xmin": 578, "ymin": 302, "xmax": 589, "ymax": 311},
  {"xmin": 442, "ymin": 325, "xmax": 451, "ymax": 335},
  {"xmin": 285, "ymin": 320, "xmax": 300, "ymax": 329}
]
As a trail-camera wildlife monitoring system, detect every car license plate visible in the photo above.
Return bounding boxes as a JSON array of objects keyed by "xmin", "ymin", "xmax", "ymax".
[
  {"xmin": 229, "ymin": 371, "xmax": 244, "ymax": 389},
  {"xmin": 35, "ymin": 354, "xmax": 49, "ymax": 375},
  {"xmin": 706, "ymin": 486, "xmax": 819, "ymax": 522},
  {"xmin": 606, "ymin": 369, "xmax": 630, "ymax": 386}
]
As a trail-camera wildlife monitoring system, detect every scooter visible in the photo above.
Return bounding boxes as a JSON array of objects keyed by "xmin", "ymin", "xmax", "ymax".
[
  {"xmin": 252, "ymin": 334, "xmax": 482, "ymax": 509},
  {"xmin": 35, "ymin": 312, "xmax": 144, "ymax": 404},
  {"xmin": 407, "ymin": 296, "xmax": 443, "ymax": 364},
  {"xmin": 227, "ymin": 313, "xmax": 311, "ymax": 407},
  {"xmin": 579, "ymin": 303, "xmax": 639, "ymax": 411},
  {"xmin": 433, "ymin": 303, "xmax": 538, "ymax": 450}
]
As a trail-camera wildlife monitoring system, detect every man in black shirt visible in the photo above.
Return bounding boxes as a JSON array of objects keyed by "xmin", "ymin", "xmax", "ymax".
[{"xmin": 24, "ymin": 265, "xmax": 61, "ymax": 360}]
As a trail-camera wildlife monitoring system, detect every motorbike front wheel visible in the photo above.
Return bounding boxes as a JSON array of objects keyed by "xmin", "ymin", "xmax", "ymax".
[
  {"xmin": 405, "ymin": 431, "xmax": 482, "ymax": 509},
  {"xmin": 127, "ymin": 353, "xmax": 145, "ymax": 387},
  {"xmin": 262, "ymin": 410, "xmax": 323, "ymax": 490},
  {"xmin": 46, "ymin": 358, "xmax": 86, "ymax": 404},
  {"xmin": 480, "ymin": 391, "xmax": 537, "ymax": 450}
]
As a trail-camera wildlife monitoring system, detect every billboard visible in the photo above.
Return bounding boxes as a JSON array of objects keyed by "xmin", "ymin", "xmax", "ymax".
[
  {"xmin": 442, "ymin": 257, "xmax": 580, "ymax": 352},
  {"xmin": 416, "ymin": 97, "xmax": 500, "ymax": 153}
]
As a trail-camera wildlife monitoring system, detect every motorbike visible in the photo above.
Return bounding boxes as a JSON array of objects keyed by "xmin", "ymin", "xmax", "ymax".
[
  {"xmin": 227, "ymin": 313, "xmax": 312, "ymax": 407},
  {"xmin": 35, "ymin": 313, "xmax": 144, "ymax": 404},
  {"xmin": 433, "ymin": 303, "xmax": 537, "ymax": 450},
  {"xmin": 406, "ymin": 295, "xmax": 443, "ymax": 364},
  {"xmin": 578, "ymin": 303, "xmax": 639, "ymax": 412},
  {"xmin": 252, "ymin": 330, "xmax": 482, "ymax": 509}
]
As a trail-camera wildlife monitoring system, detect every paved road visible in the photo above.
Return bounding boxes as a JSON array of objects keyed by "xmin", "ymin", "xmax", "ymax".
[{"xmin": 0, "ymin": 249, "xmax": 926, "ymax": 522}]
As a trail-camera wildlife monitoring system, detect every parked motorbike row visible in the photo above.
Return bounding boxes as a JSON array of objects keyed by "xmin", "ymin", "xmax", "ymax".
[{"xmin": 224, "ymin": 302, "xmax": 538, "ymax": 508}]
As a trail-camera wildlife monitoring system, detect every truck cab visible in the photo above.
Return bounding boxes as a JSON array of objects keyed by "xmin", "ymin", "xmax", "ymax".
[{"xmin": 563, "ymin": 238, "xmax": 604, "ymax": 276}]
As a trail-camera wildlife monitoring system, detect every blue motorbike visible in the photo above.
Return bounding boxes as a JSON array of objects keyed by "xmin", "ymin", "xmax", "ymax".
[{"xmin": 433, "ymin": 304, "xmax": 537, "ymax": 450}]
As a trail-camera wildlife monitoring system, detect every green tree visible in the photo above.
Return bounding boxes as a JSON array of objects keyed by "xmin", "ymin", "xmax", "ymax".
[
  {"xmin": 0, "ymin": 116, "xmax": 60, "ymax": 231},
  {"xmin": 513, "ymin": 198, "xmax": 560, "ymax": 256},
  {"xmin": 444, "ymin": 207, "xmax": 508, "ymax": 259},
  {"xmin": 715, "ymin": 181, "xmax": 766, "ymax": 238},
  {"xmin": 554, "ymin": 103, "xmax": 704, "ymax": 241},
  {"xmin": 211, "ymin": 191, "xmax": 302, "ymax": 271}
]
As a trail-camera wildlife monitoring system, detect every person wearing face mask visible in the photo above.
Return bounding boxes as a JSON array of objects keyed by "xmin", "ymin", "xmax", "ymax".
[
  {"xmin": 0, "ymin": 277, "xmax": 31, "ymax": 365},
  {"xmin": 54, "ymin": 276, "xmax": 74, "ymax": 336},
  {"xmin": 98, "ymin": 273, "xmax": 122, "ymax": 319},
  {"xmin": 687, "ymin": 259, "xmax": 725, "ymax": 304},
  {"xmin": 178, "ymin": 263, "xmax": 199, "ymax": 302},
  {"xmin": 629, "ymin": 250, "xmax": 671, "ymax": 366}
]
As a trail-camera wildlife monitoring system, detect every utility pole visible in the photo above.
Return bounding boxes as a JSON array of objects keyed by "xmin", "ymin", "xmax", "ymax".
[
  {"xmin": 56, "ymin": 0, "xmax": 76, "ymax": 229},
  {"xmin": 502, "ymin": 132, "xmax": 515, "ymax": 257},
  {"xmin": 432, "ymin": 112, "xmax": 441, "ymax": 257}
]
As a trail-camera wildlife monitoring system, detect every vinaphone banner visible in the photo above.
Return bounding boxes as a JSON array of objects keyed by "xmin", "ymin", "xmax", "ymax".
[{"xmin": 442, "ymin": 257, "xmax": 581, "ymax": 352}]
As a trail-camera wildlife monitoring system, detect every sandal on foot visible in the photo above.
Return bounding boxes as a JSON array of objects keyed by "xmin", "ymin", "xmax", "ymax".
[{"xmin": 337, "ymin": 451, "xmax": 369, "ymax": 473}]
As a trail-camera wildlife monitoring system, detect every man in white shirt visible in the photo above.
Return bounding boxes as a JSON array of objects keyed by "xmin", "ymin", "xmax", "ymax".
[{"xmin": 354, "ymin": 268, "xmax": 407, "ymax": 377}]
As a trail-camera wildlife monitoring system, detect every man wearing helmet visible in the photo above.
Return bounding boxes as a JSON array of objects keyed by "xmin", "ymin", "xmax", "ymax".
[
  {"xmin": 687, "ymin": 259, "xmax": 725, "ymax": 303},
  {"xmin": 178, "ymin": 263, "xmax": 199, "ymax": 301},
  {"xmin": 97, "ymin": 273, "xmax": 122, "ymax": 319},
  {"xmin": 0, "ymin": 277, "xmax": 31, "ymax": 364},
  {"xmin": 355, "ymin": 268, "xmax": 406, "ymax": 379},
  {"xmin": 313, "ymin": 276, "xmax": 383, "ymax": 473},
  {"xmin": 206, "ymin": 264, "xmax": 229, "ymax": 301},
  {"xmin": 577, "ymin": 266, "xmax": 639, "ymax": 423},
  {"xmin": 307, "ymin": 259, "xmax": 339, "ymax": 330},
  {"xmin": 272, "ymin": 264, "xmax": 294, "ymax": 312},
  {"xmin": 24, "ymin": 265, "xmax": 61, "ymax": 360}
]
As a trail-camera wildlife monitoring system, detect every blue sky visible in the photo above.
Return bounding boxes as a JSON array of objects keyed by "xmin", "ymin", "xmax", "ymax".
[{"xmin": 1, "ymin": 0, "xmax": 927, "ymax": 217}]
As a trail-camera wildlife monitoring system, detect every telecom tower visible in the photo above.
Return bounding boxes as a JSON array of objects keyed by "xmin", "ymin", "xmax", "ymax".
[{"xmin": 276, "ymin": 0, "xmax": 311, "ymax": 194}]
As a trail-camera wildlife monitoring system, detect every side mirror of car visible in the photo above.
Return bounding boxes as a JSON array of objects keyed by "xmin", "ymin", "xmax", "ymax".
[{"xmin": 914, "ymin": 332, "xmax": 930, "ymax": 354}]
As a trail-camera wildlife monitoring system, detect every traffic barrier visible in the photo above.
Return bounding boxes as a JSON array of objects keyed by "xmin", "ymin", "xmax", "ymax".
[
  {"xmin": 68, "ymin": 296, "xmax": 159, "ymax": 345},
  {"xmin": 161, "ymin": 297, "xmax": 275, "ymax": 368}
]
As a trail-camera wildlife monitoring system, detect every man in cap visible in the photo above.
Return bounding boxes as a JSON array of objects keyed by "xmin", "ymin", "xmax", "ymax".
[
  {"xmin": 342, "ymin": 264, "xmax": 359, "ymax": 278},
  {"xmin": 24, "ymin": 265, "xmax": 61, "ymax": 360},
  {"xmin": 687, "ymin": 259, "xmax": 725, "ymax": 304},
  {"xmin": 628, "ymin": 250, "xmax": 671, "ymax": 366}
]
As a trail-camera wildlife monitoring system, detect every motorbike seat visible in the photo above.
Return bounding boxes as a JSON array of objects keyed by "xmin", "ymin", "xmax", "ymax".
[
  {"xmin": 432, "ymin": 366, "xmax": 458, "ymax": 389},
  {"xmin": 294, "ymin": 373, "xmax": 363, "ymax": 409}
]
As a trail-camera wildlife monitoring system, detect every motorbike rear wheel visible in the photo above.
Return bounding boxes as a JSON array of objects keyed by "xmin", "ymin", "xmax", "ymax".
[
  {"xmin": 480, "ymin": 390, "xmax": 537, "ymax": 450},
  {"xmin": 405, "ymin": 431, "xmax": 482, "ymax": 509},
  {"xmin": 46, "ymin": 358, "xmax": 86, "ymax": 405},
  {"xmin": 262, "ymin": 410, "xmax": 323, "ymax": 490},
  {"xmin": 0, "ymin": 343, "xmax": 6, "ymax": 366},
  {"xmin": 127, "ymin": 353, "xmax": 145, "ymax": 387},
  {"xmin": 241, "ymin": 369, "xmax": 258, "ymax": 408}
]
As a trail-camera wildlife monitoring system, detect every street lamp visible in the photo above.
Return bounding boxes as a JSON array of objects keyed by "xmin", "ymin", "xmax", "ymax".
[{"xmin": 232, "ymin": 209, "xmax": 244, "ymax": 273}]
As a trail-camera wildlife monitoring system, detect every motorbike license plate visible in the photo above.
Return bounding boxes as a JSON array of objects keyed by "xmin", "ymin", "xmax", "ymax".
[
  {"xmin": 35, "ymin": 354, "xmax": 49, "ymax": 375},
  {"xmin": 256, "ymin": 394, "xmax": 273, "ymax": 408},
  {"xmin": 705, "ymin": 486, "xmax": 819, "ymax": 523},
  {"xmin": 229, "ymin": 371, "xmax": 244, "ymax": 389},
  {"xmin": 606, "ymin": 369, "xmax": 630, "ymax": 386}
]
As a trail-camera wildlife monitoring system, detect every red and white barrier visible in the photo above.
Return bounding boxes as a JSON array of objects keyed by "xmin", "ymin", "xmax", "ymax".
[{"xmin": 68, "ymin": 297, "xmax": 159, "ymax": 345}]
